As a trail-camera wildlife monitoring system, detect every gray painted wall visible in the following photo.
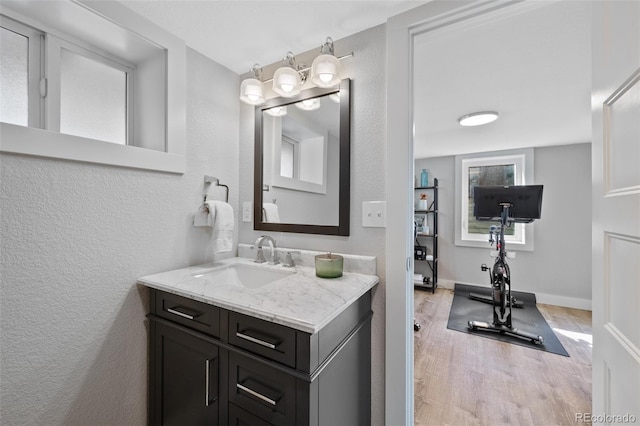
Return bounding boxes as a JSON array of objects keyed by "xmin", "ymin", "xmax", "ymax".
[
  {"xmin": 238, "ymin": 24, "xmax": 387, "ymax": 424},
  {"xmin": 415, "ymin": 143, "xmax": 592, "ymax": 308},
  {"xmin": 0, "ymin": 48, "xmax": 240, "ymax": 424}
]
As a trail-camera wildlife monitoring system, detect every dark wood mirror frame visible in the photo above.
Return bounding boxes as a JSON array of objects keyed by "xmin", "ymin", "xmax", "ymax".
[{"xmin": 254, "ymin": 78, "xmax": 351, "ymax": 236}]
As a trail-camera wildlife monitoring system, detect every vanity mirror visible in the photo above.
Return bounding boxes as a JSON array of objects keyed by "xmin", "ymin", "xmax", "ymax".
[{"xmin": 254, "ymin": 79, "xmax": 350, "ymax": 235}]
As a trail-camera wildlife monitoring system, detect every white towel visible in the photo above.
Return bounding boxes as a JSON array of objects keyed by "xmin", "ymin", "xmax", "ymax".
[
  {"xmin": 193, "ymin": 206, "xmax": 212, "ymax": 227},
  {"xmin": 262, "ymin": 203, "xmax": 280, "ymax": 223},
  {"xmin": 205, "ymin": 200, "xmax": 235, "ymax": 253}
]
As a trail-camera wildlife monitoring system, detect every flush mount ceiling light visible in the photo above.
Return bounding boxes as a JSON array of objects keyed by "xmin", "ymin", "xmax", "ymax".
[
  {"xmin": 239, "ymin": 64, "xmax": 265, "ymax": 105},
  {"xmin": 273, "ymin": 52, "xmax": 303, "ymax": 97},
  {"xmin": 311, "ymin": 37, "xmax": 341, "ymax": 88},
  {"xmin": 295, "ymin": 98, "xmax": 321, "ymax": 111},
  {"xmin": 458, "ymin": 111, "xmax": 499, "ymax": 127}
]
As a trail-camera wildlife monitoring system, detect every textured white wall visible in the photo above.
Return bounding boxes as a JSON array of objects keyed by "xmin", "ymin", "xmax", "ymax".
[
  {"xmin": 238, "ymin": 25, "xmax": 387, "ymax": 424},
  {"xmin": 415, "ymin": 143, "xmax": 592, "ymax": 308},
  {"xmin": 0, "ymin": 48, "xmax": 240, "ymax": 424}
]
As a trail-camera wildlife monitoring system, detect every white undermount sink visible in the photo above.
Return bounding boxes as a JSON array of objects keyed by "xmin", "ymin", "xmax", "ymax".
[{"xmin": 192, "ymin": 263, "xmax": 294, "ymax": 289}]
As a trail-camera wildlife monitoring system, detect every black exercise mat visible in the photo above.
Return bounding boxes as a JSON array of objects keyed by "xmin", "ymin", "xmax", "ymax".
[{"xmin": 447, "ymin": 283, "xmax": 569, "ymax": 357}]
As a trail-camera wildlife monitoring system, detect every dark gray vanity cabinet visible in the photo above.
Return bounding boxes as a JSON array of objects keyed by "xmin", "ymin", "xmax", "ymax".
[{"xmin": 148, "ymin": 288, "xmax": 372, "ymax": 426}]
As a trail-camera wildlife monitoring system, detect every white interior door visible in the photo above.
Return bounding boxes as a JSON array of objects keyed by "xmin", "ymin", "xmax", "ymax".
[{"xmin": 592, "ymin": 0, "xmax": 640, "ymax": 420}]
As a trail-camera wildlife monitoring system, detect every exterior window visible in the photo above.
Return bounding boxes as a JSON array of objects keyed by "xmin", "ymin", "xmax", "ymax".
[
  {"xmin": 0, "ymin": 16, "xmax": 42, "ymax": 127},
  {"xmin": 59, "ymin": 47, "xmax": 129, "ymax": 144},
  {"xmin": 0, "ymin": 26, "xmax": 28, "ymax": 125},
  {"xmin": 455, "ymin": 149, "xmax": 535, "ymax": 250},
  {"xmin": 0, "ymin": 1, "xmax": 185, "ymax": 174},
  {"xmin": 467, "ymin": 163, "xmax": 516, "ymax": 237},
  {"xmin": 1, "ymin": 15, "xmax": 133, "ymax": 144}
]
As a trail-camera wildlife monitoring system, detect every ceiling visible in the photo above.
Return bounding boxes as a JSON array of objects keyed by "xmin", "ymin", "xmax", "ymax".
[
  {"xmin": 118, "ymin": 0, "xmax": 426, "ymax": 74},
  {"xmin": 119, "ymin": 1, "xmax": 591, "ymax": 160},
  {"xmin": 413, "ymin": 1, "xmax": 592, "ymax": 158}
]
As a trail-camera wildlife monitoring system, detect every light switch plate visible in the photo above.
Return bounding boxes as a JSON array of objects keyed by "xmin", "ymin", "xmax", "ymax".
[
  {"xmin": 242, "ymin": 201, "xmax": 252, "ymax": 222},
  {"xmin": 362, "ymin": 201, "xmax": 386, "ymax": 228}
]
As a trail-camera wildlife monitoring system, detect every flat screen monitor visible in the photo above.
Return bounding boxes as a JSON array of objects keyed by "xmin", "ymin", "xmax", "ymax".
[{"xmin": 473, "ymin": 185, "xmax": 543, "ymax": 222}]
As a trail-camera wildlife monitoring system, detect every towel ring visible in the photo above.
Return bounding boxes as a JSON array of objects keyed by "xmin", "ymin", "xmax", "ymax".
[{"xmin": 203, "ymin": 175, "xmax": 229, "ymax": 203}]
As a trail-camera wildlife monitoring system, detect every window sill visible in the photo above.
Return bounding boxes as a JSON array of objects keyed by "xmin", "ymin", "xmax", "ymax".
[{"xmin": 0, "ymin": 123, "xmax": 185, "ymax": 174}]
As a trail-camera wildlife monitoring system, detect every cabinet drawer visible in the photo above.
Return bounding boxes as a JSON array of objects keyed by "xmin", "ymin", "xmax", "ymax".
[
  {"xmin": 154, "ymin": 290, "xmax": 220, "ymax": 338},
  {"xmin": 228, "ymin": 403, "xmax": 273, "ymax": 426},
  {"xmin": 228, "ymin": 312, "xmax": 296, "ymax": 368},
  {"xmin": 228, "ymin": 352, "xmax": 296, "ymax": 426}
]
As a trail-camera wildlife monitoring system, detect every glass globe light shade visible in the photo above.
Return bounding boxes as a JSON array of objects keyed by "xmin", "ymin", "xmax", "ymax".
[
  {"xmin": 239, "ymin": 77, "xmax": 264, "ymax": 105},
  {"xmin": 265, "ymin": 106, "xmax": 287, "ymax": 117},
  {"xmin": 311, "ymin": 54, "xmax": 341, "ymax": 87},
  {"xmin": 295, "ymin": 98, "xmax": 321, "ymax": 111},
  {"xmin": 272, "ymin": 66, "xmax": 301, "ymax": 97}
]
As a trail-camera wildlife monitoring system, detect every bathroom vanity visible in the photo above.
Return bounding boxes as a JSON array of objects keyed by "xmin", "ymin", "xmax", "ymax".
[{"xmin": 138, "ymin": 255, "xmax": 378, "ymax": 426}]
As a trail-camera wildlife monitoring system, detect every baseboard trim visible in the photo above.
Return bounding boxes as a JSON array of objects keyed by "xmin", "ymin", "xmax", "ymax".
[
  {"xmin": 435, "ymin": 279, "xmax": 457, "ymax": 290},
  {"xmin": 534, "ymin": 292, "xmax": 592, "ymax": 311}
]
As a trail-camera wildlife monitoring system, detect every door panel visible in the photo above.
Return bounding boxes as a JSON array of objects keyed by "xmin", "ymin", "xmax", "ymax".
[
  {"xmin": 604, "ymin": 70, "xmax": 640, "ymax": 193},
  {"xmin": 592, "ymin": 0, "xmax": 640, "ymax": 419},
  {"xmin": 605, "ymin": 234, "xmax": 640, "ymax": 349}
]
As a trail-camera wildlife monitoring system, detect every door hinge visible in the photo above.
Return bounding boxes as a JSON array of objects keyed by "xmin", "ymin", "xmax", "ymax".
[{"xmin": 39, "ymin": 78, "xmax": 47, "ymax": 98}]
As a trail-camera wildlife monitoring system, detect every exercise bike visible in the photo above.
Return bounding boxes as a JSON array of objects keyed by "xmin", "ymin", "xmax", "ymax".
[
  {"xmin": 467, "ymin": 185, "xmax": 544, "ymax": 345},
  {"xmin": 468, "ymin": 224, "xmax": 524, "ymax": 309}
]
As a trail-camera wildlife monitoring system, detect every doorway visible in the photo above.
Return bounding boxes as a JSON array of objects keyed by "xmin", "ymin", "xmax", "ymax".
[
  {"xmin": 412, "ymin": 2, "xmax": 593, "ymax": 423},
  {"xmin": 385, "ymin": 1, "xmax": 593, "ymax": 424}
]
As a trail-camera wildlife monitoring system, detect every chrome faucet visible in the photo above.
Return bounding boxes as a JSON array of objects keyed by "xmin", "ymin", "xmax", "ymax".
[{"xmin": 254, "ymin": 235, "xmax": 278, "ymax": 265}]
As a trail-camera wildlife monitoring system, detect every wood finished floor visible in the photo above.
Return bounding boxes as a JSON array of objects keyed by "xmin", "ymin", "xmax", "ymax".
[{"xmin": 414, "ymin": 287, "xmax": 592, "ymax": 426}]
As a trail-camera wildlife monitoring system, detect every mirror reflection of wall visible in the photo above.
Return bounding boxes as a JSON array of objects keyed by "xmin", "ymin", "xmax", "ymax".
[
  {"xmin": 261, "ymin": 93, "xmax": 340, "ymax": 226},
  {"xmin": 280, "ymin": 136, "xmax": 296, "ymax": 179}
]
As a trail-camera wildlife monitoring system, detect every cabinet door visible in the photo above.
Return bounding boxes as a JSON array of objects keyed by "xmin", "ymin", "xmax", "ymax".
[{"xmin": 151, "ymin": 319, "xmax": 220, "ymax": 426}]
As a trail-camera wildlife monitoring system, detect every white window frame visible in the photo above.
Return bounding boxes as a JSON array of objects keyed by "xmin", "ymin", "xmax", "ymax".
[
  {"xmin": 0, "ymin": 15, "xmax": 44, "ymax": 128},
  {"xmin": 45, "ymin": 35, "xmax": 135, "ymax": 144},
  {"xmin": 0, "ymin": 0, "xmax": 186, "ymax": 174},
  {"xmin": 455, "ymin": 148, "xmax": 535, "ymax": 251},
  {"xmin": 280, "ymin": 134, "xmax": 299, "ymax": 179}
]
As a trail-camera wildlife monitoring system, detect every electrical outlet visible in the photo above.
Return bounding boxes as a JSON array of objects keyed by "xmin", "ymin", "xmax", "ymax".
[
  {"xmin": 242, "ymin": 201, "xmax": 252, "ymax": 222},
  {"xmin": 362, "ymin": 201, "xmax": 386, "ymax": 227}
]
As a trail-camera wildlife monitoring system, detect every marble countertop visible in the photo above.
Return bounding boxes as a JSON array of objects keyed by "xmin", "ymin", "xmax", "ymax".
[{"xmin": 137, "ymin": 257, "xmax": 379, "ymax": 334}]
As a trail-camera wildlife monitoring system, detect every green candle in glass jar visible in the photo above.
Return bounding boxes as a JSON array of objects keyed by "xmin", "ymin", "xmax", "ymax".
[{"xmin": 315, "ymin": 252, "xmax": 344, "ymax": 278}]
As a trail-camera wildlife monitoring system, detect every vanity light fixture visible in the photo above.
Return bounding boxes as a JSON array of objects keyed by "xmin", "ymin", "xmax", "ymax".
[
  {"xmin": 295, "ymin": 98, "xmax": 321, "ymax": 111},
  {"xmin": 239, "ymin": 64, "xmax": 265, "ymax": 105},
  {"xmin": 458, "ymin": 111, "xmax": 499, "ymax": 127},
  {"xmin": 238, "ymin": 37, "xmax": 353, "ymax": 105},
  {"xmin": 272, "ymin": 52, "xmax": 303, "ymax": 97},
  {"xmin": 311, "ymin": 37, "xmax": 341, "ymax": 88}
]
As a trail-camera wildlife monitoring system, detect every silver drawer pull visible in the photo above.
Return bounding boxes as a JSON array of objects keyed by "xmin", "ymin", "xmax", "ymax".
[
  {"xmin": 236, "ymin": 383, "xmax": 277, "ymax": 406},
  {"xmin": 235, "ymin": 332, "xmax": 277, "ymax": 349},
  {"xmin": 167, "ymin": 307, "xmax": 195, "ymax": 320}
]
